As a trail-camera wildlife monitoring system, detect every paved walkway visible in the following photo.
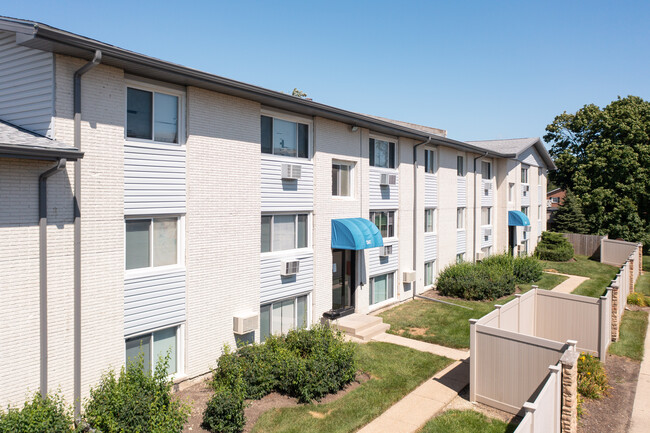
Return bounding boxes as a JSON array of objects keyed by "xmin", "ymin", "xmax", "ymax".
[
  {"xmin": 547, "ymin": 271, "xmax": 589, "ymax": 294},
  {"xmin": 629, "ymin": 317, "xmax": 650, "ymax": 433},
  {"xmin": 355, "ymin": 332, "xmax": 469, "ymax": 433}
]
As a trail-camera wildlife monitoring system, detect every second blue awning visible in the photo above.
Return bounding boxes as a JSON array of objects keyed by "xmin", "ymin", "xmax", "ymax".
[
  {"xmin": 508, "ymin": 210, "xmax": 531, "ymax": 226},
  {"xmin": 331, "ymin": 218, "xmax": 384, "ymax": 250}
]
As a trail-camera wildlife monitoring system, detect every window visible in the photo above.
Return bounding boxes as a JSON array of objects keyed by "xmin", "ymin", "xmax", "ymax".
[
  {"xmin": 424, "ymin": 149, "xmax": 435, "ymax": 174},
  {"xmin": 425, "ymin": 208, "xmax": 436, "ymax": 233},
  {"xmin": 481, "ymin": 161, "xmax": 491, "ymax": 179},
  {"xmin": 456, "ymin": 253, "xmax": 464, "ymax": 263},
  {"xmin": 126, "ymin": 87, "xmax": 179, "ymax": 143},
  {"xmin": 481, "ymin": 207, "xmax": 491, "ymax": 226},
  {"xmin": 508, "ymin": 183, "xmax": 515, "ymax": 202},
  {"xmin": 125, "ymin": 326, "xmax": 179, "ymax": 375},
  {"xmin": 261, "ymin": 214, "xmax": 309, "ymax": 253},
  {"xmin": 261, "ymin": 115, "xmax": 309, "ymax": 158},
  {"xmin": 551, "ymin": 197, "xmax": 560, "ymax": 204},
  {"xmin": 457, "ymin": 208, "xmax": 465, "ymax": 229},
  {"xmin": 521, "ymin": 206, "xmax": 529, "ymax": 217},
  {"xmin": 424, "ymin": 261, "xmax": 435, "ymax": 286},
  {"xmin": 457, "ymin": 155, "xmax": 465, "ymax": 176},
  {"xmin": 369, "ymin": 138, "xmax": 396, "ymax": 168},
  {"xmin": 125, "ymin": 217, "xmax": 179, "ymax": 270},
  {"xmin": 332, "ymin": 162, "xmax": 352, "ymax": 196},
  {"xmin": 260, "ymin": 295, "xmax": 309, "ymax": 342},
  {"xmin": 370, "ymin": 273, "xmax": 394, "ymax": 305},
  {"xmin": 521, "ymin": 166, "xmax": 529, "ymax": 183},
  {"xmin": 370, "ymin": 211, "xmax": 395, "ymax": 238},
  {"xmin": 538, "ymin": 168, "xmax": 543, "ymax": 184}
]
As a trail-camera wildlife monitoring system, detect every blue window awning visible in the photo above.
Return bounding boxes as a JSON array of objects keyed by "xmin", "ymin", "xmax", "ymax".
[
  {"xmin": 331, "ymin": 218, "xmax": 384, "ymax": 250},
  {"xmin": 508, "ymin": 210, "xmax": 531, "ymax": 226}
]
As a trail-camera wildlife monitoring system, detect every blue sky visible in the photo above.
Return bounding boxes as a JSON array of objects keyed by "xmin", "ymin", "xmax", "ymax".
[{"xmin": 4, "ymin": 1, "xmax": 649, "ymax": 144}]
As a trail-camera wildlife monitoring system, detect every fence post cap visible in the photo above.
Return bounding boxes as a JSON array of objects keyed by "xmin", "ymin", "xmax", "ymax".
[
  {"xmin": 549, "ymin": 364, "xmax": 561, "ymax": 372},
  {"xmin": 611, "ymin": 283, "xmax": 619, "ymax": 289},
  {"xmin": 469, "ymin": 318, "xmax": 479, "ymax": 324},
  {"xmin": 523, "ymin": 402, "xmax": 537, "ymax": 412},
  {"xmin": 494, "ymin": 304, "xmax": 503, "ymax": 309},
  {"xmin": 567, "ymin": 339, "xmax": 578, "ymax": 348},
  {"xmin": 531, "ymin": 285, "xmax": 539, "ymax": 289},
  {"xmin": 514, "ymin": 293, "xmax": 523, "ymax": 298},
  {"xmin": 561, "ymin": 348, "xmax": 580, "ymax": 366}
]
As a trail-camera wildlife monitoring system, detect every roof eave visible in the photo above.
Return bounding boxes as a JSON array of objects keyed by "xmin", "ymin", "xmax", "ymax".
[{"xmin": 0, "ymin": 144, "xmax": 84, "ymax": 161}]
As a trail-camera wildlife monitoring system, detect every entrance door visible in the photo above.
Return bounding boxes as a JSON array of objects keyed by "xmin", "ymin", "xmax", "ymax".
[{"xmin": 332, "ymin": 249, "xmax": 355, "ymax": 311}]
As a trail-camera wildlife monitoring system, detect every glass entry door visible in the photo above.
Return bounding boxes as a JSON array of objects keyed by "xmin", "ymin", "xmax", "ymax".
[{"xmin": 332, "ymin": 249, "xmax": 355, "ymax": 311}]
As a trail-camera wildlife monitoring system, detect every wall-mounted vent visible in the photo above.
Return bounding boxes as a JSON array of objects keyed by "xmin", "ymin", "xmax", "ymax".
[
  {"xmin": 281, "ymin": 163, "xmax": 302, "ymax": 180},
  {"xmin": 379, "ymin": 173, "xmax": 397, "ymax": 186},
  {"xmin": 403, "ymin": 271, "xmax": 416, "ymax": 283},
  {"xmin": 281, "ymin": 260, "xmax": 300, "ymax": 276},
  {"xmin": 233, "ymin": 312, "xmax": 259, "ymax": 334},
  {"xmin": 378, "ymin": 245, "xmax": 393, "ymax": 257}
]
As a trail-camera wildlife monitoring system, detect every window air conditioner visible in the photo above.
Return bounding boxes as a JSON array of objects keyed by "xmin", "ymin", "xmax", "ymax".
[
  {"xmin": 233, "ymin": 312, "xmax": 259, "ymax": 335},
  {"xmin": 281, "ymin": 260, "xmax": 300, "ymax": 276},
  {"xmin": 379, "ymin": 173, "xmax": 397, "ymax": 186},
  {"xmin": 476, "ymin": 252, "xmax": 485, "ymax": 261},
  {"xmin": 379, "ymin": 245, "xmax": 393, "ymax": 257},
  {"xmin": 281, "ymin": 163, "xmax": 302, "ymax": 180},
  {"xmin": 525, "ymin": 225, "xmax": 532, "ymax": 232},
  {"xmin": 403, "ymin": 271, "xmax": 416, "ymax": 283},
  {"xmin": 484, "ymin": 228, "xmax": 492, "ymax": 237}
]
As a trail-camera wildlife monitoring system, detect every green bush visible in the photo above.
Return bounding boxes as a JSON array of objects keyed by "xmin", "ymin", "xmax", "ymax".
[
  {"xmin": 212, "ymin": 342, "xmax": 278, "ymax": 400},
  {"xmin": 201, "ymin": 385, "xmax": 245, "ymax": 433},
  {"xmin": 627, "ymin": 292, "xmax": 649, "ymax": 307},
  {"xmin": 83, "ymin": 352, "xmax": 190, "ymax": 433},
  {"xmin": 0, "ymin": 392, "xmax": 74, "ymax": 433},
  {"xmin": 535, "ymin": 232, "xmax": 574, "ymax": 261},
  {"xmin": 513, "ymin": 256, "xmax": 543, "ymax": 283},
  {"xmin": 577, "ymin": 353, "xmax": 609, "ymax": 399},
  {"xmin": 437, "ymin": 254, "xmax": 516, "ymax": 300}
]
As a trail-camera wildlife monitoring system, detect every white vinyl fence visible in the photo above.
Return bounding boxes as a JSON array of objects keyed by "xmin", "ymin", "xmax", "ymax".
[{"xmin": 514, "ymin": 363, "xmax": 563, "ymax": 433}]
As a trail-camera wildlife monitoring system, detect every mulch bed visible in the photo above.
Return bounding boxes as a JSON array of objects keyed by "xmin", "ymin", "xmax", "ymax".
[
  {"xmin": 178, "ymin": 373, "xmax": 370, "ymax": 433},
  {"xmin": 578, "ymin": 354, "xmax": 641, "ymax": 433}
]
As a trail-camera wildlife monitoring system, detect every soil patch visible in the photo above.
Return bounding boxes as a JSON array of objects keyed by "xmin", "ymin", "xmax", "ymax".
[
  {"xmin": 179, "ymin": 372, "xmax": 370, "ymax": 433},
  {"xmin": 578, "ymin": 354, "xmax": 641, "ymax": 433}
]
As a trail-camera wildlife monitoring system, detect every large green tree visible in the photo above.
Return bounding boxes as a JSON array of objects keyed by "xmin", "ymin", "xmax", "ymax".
[
  {"xmin": 544, "ymin": 96, "xmax": 650, "ymax": 244},
  {"xmin": 551, "ymin": 189, "xmax": 589, "ymax": 234}
]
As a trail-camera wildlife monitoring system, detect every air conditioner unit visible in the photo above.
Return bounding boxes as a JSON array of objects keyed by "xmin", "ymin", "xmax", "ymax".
[
  {"xmin": 281, "ymin": 163, "xmax": 302, "ymax": 180},
  {"xmin": 233, "ymin": 312, "xmax": 259, "ymax": 335},
  {"xmin": 403, "ymin": 271, "xmax": 416, "ymax": 283},
  {"xmin": 485, "ymin": 182, "xmax": 493, "ymax": 190},
  {"xmin": 280, "ymin": 260, "xmax": 300, "ymax": 276},
  {"xmin": 379, "ymin": 245, "xmax": 393, "ymax": 257},
  {"xmin": 379, "ymin": 173, "xmax": 397, "ymax": 186},
  {"xmin": 525, "ymin": 225, "xmax": 532, "ymax": 232},
  {"xmin": 476, "ymin": 252, "xmax": 485, "ymax": 261},
  {"xmin": 484, "ymin": 228, "xmax": 492, "ymax": 237}
]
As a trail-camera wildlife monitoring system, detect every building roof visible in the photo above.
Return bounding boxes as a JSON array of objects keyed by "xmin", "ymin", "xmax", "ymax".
[
  {"xmin": 0, "ymin": 119, "xmax": 83, "ymax": 160},
  {"xmin": 0, "ymin": 16, "xmax": 522, "ymax": 159},
  {"xmin": 465, "ymin": 137, "xmax": 556, "ymax": 170}
]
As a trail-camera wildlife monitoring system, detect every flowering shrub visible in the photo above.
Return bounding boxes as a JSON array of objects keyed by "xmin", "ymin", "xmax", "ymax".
[{"xmin": 577, "ymin": 353, "xmax": 609, "ymax": 400}]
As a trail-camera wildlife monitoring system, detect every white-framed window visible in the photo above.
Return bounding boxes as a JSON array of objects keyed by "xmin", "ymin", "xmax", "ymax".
[
  {"xmin": 261, "ymin": 214, "xmax": 309, "ymax": 253},
  {"xmin": 125, "ymin": 325, "xmax": 181, "ymax": 376},
  {"xmin": 370, "ymin": 210, "xmax": 395, "ymax": 238},
  {"xmin": 260, "ymin": 294, "xmax": 309, "ymax": 342},
  {"xmin": 457, "ymin": 208, "xmax": 465, "ymax": 229},
  {"xmin": 424, "ymin": 148, "xmax": 436, "ymax": 174},
  {"xmin": 482, "ymin": 246, "xmax": 492, "ymax": 257},
  {"xmin": 508, "ymin": 182, "xmax": 515, "ymax": 202},
  {"xmin": 456, "ymin": 253, "xmax": 464, "ymax": 264},
  {"xmin": 538, "ymin": 168, "xmax": 543, "ymax": 185},
  {"xmin": 261, "ymin": 115, "xmax": 310, "ymax": 159},
  {"xmin": 551, "ymin": 197, "xmax": 560, "ymax": 204},
  {"xmin": 424, "ymin": 261, "xmax": 435, "ymax": 286},
  {"xmin": 369, "ymin": 138, "xmax": 396, "ymax": 169},
  {"xmin": 125, "ymin": 217, "xmax": 181, "ymax": 271},
  {"xmin": 457, "ymin": 155, "xmax": 465, "ymax": 176},
  {"xmin": 332, "ymin": 161, "xmax": 353, "ymax": 197},
  {"xmin": 481, "ymin": 207, "xmax": 492, "ymax": 226},
  {"xmin": 481, "ymin": 161, "xmax": 491, "ymax": 179},
  {"xmin": 126, "ymin": 86, "xmax": 181, "ymax": 144},
  {"xmin": 521, "ymin": 165, "xmax": 529, "ymax": 184},
  {"xmin": 369, "ymin": 272, "xmax": 395, "ymax": 305},
  {"xmin": 425, "ymin": 208, "xmax": 436, "ymax": 233}
]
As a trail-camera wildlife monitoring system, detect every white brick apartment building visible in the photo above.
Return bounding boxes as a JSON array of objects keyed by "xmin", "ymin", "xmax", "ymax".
[{"xmin": 0, "ymin": 17, "xmax": 555, "ymax": 411}]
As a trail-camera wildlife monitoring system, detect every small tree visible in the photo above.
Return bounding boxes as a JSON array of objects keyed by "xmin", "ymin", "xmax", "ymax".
[
  {"xmin": 291, "ymin": 88, "xmax": 307, "ymax": 98},
  {"xmin": 552, "ymin": 190, "xmax": 589, "ymax": 234}
]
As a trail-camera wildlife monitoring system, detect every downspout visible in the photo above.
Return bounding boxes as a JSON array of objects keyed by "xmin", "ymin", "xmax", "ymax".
[
  {"xmin": 39, "ymin": 158, "xmax": 67, "ymax": 398},
  {"xmin": 73, "ymin": 50, "xmax": 102, "ymax": 418},
  {"xmin": 472, "ymin": 152, "xmax": 489, "ymax": 262},
  {"xmin": 412, "ymin": 136, "xmax": 433, "ymax": 299}
]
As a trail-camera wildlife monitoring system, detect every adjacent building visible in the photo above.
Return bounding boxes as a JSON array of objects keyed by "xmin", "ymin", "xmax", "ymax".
[{"xmin": 0, "ymin": 17, "xmax": 555, "ymax": 409}]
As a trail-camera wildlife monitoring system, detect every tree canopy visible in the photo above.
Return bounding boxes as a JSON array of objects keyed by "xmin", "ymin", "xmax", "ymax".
[
  {"xmin": 551, "ymin": 189, "xmax": 589, "ymax": 234},
  {"xmin": 545, "ymin": 95, "xmax": 650, "ymax": 244}
]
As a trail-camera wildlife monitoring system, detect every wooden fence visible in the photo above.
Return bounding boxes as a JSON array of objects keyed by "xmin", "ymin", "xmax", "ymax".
[{"xmin": 562, "ymin": 233, "xmax": 607, "ymax": 259}]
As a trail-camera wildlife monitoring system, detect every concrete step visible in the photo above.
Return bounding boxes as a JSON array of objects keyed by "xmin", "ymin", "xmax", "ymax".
[
  {"xmin": 333, "ymin": 313, "xmax": 383, "ymax": 335},
  {"xmin": 355, "ymin": 322, "xmax": 391, "ymax": 341}
]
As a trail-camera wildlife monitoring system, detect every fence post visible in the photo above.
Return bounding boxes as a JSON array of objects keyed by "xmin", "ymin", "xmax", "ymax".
[
  {"xmin": 629, "ymin": 257, "xmax": 634, "ymax": 291},
  {"xmin": 549, "ymin": 364, "xmax": 562, "ymax": 433},
  {"xmin": 600, "ymin": 293, "xmax": 610, "ymax": 360},
  {"xmin": 523, "ymin": 402, "xmax": 537, "ymax": 431},
  {"xmin": 639, "ymin": 244, "xmax": 643, "ymax": 278},
  {"xmin": 469, "ymin": 318, "xmax": 478, "ymax": 403},
  {"xmin": 515, "ymin": 294, "xmax": 522, "ymax": 333},
  {"xmin": 611, "ymin": 282, "xmax": 620, "ymax": 342},
  {"xmin": 560, "ymin": 346, "xmax": 579, "ymax": 433},
  {"xmin": 494, "ymin": 304, "xmax": 503, "ymax": 328}
]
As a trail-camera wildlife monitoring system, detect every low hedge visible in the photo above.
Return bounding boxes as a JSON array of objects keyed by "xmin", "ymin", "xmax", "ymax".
[
  {"xmin": 0, "ymin": 392, "xmax": 74, "ymax": 433},
  {"xmin": 534, "ymin": 232, "xmax": 574, "ymax": 261}
]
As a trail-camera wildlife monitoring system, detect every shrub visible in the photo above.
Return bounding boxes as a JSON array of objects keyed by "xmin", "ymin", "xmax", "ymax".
[
  {"xmin": 535, "ymin": 231, "xmax": 574, "ymax": 261},
  {"xmin": 577, "ymin": 353, "xmax": 609, "ymax": 400},
  {"xmin": 212, "ymin": 342, "xmax": 277, "ymax": 400},
  {"xmin": 84, "ymin": 352, "xmax": 190, "ymax": 433},
  {"xmin": 437, "ymin": 254, "xmax": 516, "ymax": 300},
  {"xmin": 201, "ymin": 385, "xmax": 245, "ymax": 433},
  {"xmin": 627, "ymin": 292, "xmax": 649, "ymax": 307},
  {"xmin": 0, "ymin": 392, "xmax": 74, "ymax": 433},
  {"xmin": 513, "ymin": 256, "xmax": 543, "ymax": 283}
]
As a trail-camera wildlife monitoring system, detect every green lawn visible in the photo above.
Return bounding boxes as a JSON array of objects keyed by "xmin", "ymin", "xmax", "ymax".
[
  {"xmin": 518, "ymin": 272, "xmax": 568, "ymax": 292},
  {"xmin": 636, "ymin": 272, "xmax": 650, "ymax": 296},
  {"xmin": 419, "ymin": 410, "xmax": 516, "ymax": 433},
  {"xmin": 643, "ymin": 255, "xmax": 650, "ymax": 272},
  {"xmin": 251, "ymin": 342, "xmax": 452, "ymax": 433},
  {"xmin": 540, "ymin": 255, "xmax": 619, "ymax": 297},
  {"xmin": 608, "ymin": 310, "xmax": 649, "ymax": 361}
]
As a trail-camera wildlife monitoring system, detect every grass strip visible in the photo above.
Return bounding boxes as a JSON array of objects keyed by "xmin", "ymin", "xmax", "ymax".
[{"xmin": 608, "ymin": 310, "xmax": 649, "ymax": 361}]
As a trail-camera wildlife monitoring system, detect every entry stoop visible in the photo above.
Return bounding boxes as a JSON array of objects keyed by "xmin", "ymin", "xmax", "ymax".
[{"xmin": 331, "ymin": 313, "xmax": 390, "ymax": 341}]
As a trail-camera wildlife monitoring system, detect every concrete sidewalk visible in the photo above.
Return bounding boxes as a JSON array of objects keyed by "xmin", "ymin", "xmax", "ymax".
[
  {"xmin": 372, "ymin": 332, "xmax": 469, "ymax": 361},
  {"xmin": 629, "ymin": 317, "xmax": 650, "ymax": 433},
  {"xmin": 548, "ymin": 272, "xmax": 589, "ymax": 294}
]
